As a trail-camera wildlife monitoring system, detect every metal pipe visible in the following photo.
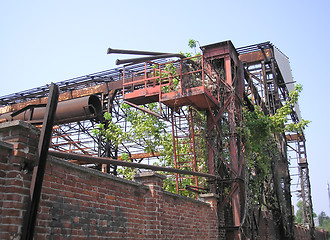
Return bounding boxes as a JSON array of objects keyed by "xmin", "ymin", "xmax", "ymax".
[
  {"xmin": 0, "ymin": 95, "xmax": 102, "ymax": 124},
  {"xmin": 48, "ymin": 150, "xmax": 218, "ymax": 180},
  {"xmin": 107, "ymin": 48, "xmax": 170, "ymax": 56},
  {"xmin": 116, "ymin": 53, "xmax": 186, "ymax": 65}
]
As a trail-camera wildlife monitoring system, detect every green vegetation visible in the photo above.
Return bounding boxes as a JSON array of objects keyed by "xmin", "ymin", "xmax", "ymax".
[
  {"xmin": 242, "ymin": 106, "xmax": 275, "ymax": 204},
  {"xmin": 294, "ymin": 200, "xmax": 307, "ymax": 224},
  {"xmin": 152, "ymin": 62, "xmax": 179, "ymax": 93},
  {"xmin": 242, "ymin": 84, "xmax": 310, "ymax": 205},
  {"xmin": 318, "ymin": 211, "xmax": 330, "ymax": 233},
  {"xmin": 295, "ymin": 202, "xmax": 330, "ymax": 237},
  {"xmin": 269, "ymin": 84, "xmax": 310, "ymax": 133},
  {"xmin": 92, "ymin": 102, "xmax": 167, "ymax": 179},
  {"xmin": 92, "ymin": 102, "xmax": 208, "ymax": 197}
]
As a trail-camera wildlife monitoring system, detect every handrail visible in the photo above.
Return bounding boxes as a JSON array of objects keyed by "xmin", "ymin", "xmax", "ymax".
[{"xmin": 122, "ymin": 54, "xmax": 224, "ymax": 103}]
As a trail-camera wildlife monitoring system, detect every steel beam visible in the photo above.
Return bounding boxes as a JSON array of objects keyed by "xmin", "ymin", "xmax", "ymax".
[
  {"xmin": 48, "ymin": 150, "xmax": 219, "ymax": 180},
  {"xmin": 21, "ymin": 83, "xmax": 59, "ymax": 240}
]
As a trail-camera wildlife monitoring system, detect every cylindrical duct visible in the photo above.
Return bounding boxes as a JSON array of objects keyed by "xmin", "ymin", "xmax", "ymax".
[{"xmin": 0, "ymin": 95, "xmax": 102, "ymax": 124}]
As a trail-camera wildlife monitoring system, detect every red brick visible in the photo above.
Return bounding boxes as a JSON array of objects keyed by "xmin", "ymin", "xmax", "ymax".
[
  {"xmin": 4, "ymin": 193, "xmax": 23, "ymax": 202},
  {"xmin": 2, "ymin": 200, "xmax": 24, "ymax": 209},
  {"xmin": 1, "ymin": 125, "xmax": 219, "ymax": 239},
  {"xmin": 1, "ymin": 208, "xmax": 21, "ymax": 217},
  {"xmin": 1, "ymin": 216, "xmax": 22, "ymax": 225}
]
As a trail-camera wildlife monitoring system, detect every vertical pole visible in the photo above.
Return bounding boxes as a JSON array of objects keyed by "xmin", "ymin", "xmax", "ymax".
[
  {"xmin": 202, "ymin": 56, "xmax": 205, "ymax": 87},
  {"xmin": 225, "ymin": 55, "xmax": 241, "ymax": 240},
  {"xmin": 261, "ymin": 61, "xmax": 271, "ymax": 114},
  {"xmin": 123, "ymin": 66, "xmax": 125, "ymax": 96},
  {"xmin": 171, "ymin": 110, "xmax": 179, "ymax": 194},
  {"xmin": 188, "ymin": 107, "xmax": 198, "ymax": 186},
  {"xmin": 21, "ymin": 83, "xmax": 59, "ymax": 240},
  {"xmin": 180, "ymin": 60, "xmax": 183, "ymax": 94},
  {"xmin": 207, "ymin": 111, "xmax": 216, "ymax": 194}
]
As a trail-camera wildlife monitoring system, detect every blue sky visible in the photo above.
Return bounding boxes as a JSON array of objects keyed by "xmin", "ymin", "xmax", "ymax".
[{"xmin": 1, "ymin": 0, "xmax": 330, "ymax": 216}]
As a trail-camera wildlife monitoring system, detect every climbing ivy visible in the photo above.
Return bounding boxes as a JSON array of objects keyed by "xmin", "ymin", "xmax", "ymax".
[
  {"xmin": 242, "ymin": 84, "xmax": 310, "ymax": 204},
  {"xmin": 242, "ymin": 106, "xmax": 276, "ymax": 204}
]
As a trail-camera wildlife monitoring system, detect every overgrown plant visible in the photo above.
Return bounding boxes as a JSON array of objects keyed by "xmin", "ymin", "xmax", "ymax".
[
  {"xmin": 242, "ymin": 84, "xmax": 310, "ymax": 205},
  {"xmin": 270, "ymin": 84, "xmax": 310, "ymax": 133},
  {"xmin": 152, "ymin": 63, "xmax": 179, "ymax": 93},
  {"xmin": 92, "ymin": 103, "xmax": 167, "ymax": 178},
  {"xmin": 93, "ymin": 102, "xmax": 208, "ymax": 197}
]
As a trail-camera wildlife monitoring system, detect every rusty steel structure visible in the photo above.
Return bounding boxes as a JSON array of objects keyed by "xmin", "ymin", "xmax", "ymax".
[
  {"xmin": 238, "ymin": 42, "xmax": 296, "ymax": 239},
  {"xmin": 0, "ymin": 40, "xmax": 315, "ymax": 240},
  {"xmin": 287, "ymin": 132, "xmax": 315, "ymax": 234}
]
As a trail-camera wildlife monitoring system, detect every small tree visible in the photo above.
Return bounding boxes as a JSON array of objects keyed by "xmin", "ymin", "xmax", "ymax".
[
  {"xmin": 295, "ymin": 201, "xmax": 304, "ymax": 224},
  {"xmin": 318, "ymin": 211, "xmax": 330, "ymax": 232}
]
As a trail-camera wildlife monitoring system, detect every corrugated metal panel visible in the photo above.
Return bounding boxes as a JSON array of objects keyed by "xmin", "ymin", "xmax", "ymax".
[{"xmin": 274, "ymin": 47, "xmax": 302, "ymax": 121}]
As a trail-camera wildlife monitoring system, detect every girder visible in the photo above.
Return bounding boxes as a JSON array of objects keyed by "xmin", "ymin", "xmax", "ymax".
[{"xmin": 0, "ymin": 40, "xmax": 314, "ymax": 240}]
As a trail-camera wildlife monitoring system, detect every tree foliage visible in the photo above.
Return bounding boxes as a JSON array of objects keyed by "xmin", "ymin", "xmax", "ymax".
[
  {"xmin": 270, "ymin": 84, "xmax": 310, "ymax": 133},
  {"xmin": 318, "ymin": 211, "xmax": 330, "ymax": 233},
  {"xmin": 295, "ymin": 200, "xmax": 304, "ymax": 224},
  {"xmin": 92, "ymin": 102, "xmax": 207, "ymax": 197},
  {"xmin": 242, "ymin": 106, "xmax": 275, "ymax": 204},
  {"xmin": 242, "ymin": 84, "xmax": 310, "ymax": 205}
]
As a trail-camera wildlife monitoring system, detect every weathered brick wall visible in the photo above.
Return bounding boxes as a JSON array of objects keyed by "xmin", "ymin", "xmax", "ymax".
[
  {"xmin": 0, "ymin": 121, "xmax": 219, "ymax": 239},
  {"xmin": 294, "ymin": 224, "xmax": 329, "ymax": 240},
  {"xmin": 0, "ymin": 121, "xmax": 38, "ymax": 240},
  {"xmin": 1, "ymin": 120, "xmax": 327, "ymax": 240},
  {"xmin": 257, "ymin": 210, "xmax": 329, "ymax": 240},
  {"xmin": 314, "ymin": 227, "xmax": 329, "ymax": 240}
]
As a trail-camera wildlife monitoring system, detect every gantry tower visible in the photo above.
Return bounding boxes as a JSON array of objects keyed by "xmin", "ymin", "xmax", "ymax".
[{"xmin": 0, "ymin": 40, "xmax": 314, "ymax": 240}]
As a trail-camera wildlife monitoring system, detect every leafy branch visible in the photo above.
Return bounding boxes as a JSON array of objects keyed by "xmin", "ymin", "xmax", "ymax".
[{"xmin": 270, "ymin": 84, "xmax": 310, "ymax": 133}]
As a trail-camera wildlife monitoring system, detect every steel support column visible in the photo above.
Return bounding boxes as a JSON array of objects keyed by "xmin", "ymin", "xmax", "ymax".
[{"xmin": 21, "ymin": 83, "xmax": 59, "ymax": 240}]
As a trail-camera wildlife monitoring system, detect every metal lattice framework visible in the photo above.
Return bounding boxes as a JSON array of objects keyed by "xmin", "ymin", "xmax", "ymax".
[
  {"xmin": 0, "ymin": 40, "xmax": 315, "ymax": 240},
  {"xmin": 238, "ymin": 42, "xmax": 314, "ymax": 239}
]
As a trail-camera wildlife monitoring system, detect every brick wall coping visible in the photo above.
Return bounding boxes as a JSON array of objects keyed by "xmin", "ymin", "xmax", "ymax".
[
  {"xmin": 199, "ymin": 193, "xmax": 219, "ymax": 199},
  {"xmin": 48, "ymin": 155, "xmax": 149, "ymax": 190},
  {"xmin": 133, "ymin": 171, "xmax": 167, "ymax": 180},
  {"xmin": 0, "ymin": 120, "xmax": 39, "ymax": 134},
  {"xmin": 0, "ymin": 141, "xmax": 13, "ymax": 150},
  {"xmin": 163, "ymin": 190, "xmax": 211, "ymax": 206}
]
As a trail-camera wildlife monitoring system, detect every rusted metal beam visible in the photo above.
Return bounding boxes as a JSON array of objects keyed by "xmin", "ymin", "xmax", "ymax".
[
  {"xmin": 68, "ymin": 152, "xmax": 161, "ymax": 164},
  {"xmin": 107, "ymin": 48, "xmax": 169, "ymax": 56},
  {"xmin": 116, "ymin": 53, "xmax": 185, "ymax": 65},
  {"xmin": 123, "ymin": 100, "xmax": 166, "ymax": 120},
  {"xmin": 52, "ymin": 128, "xmax": 91, "ymax": 155},
  {"xmin": 48, "ymin": 150, "xmax": 218, "ymax": 180},
  {"xmin": 21, "ymin": 83, "xmax": 59, "ymax": 240},
  {"xmin": 239, "ymin": 48, "xmax": 272, "ymax": 64}
]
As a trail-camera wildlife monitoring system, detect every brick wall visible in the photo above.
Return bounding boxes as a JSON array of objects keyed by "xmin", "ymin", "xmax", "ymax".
[
  {"xmin": 294, "ymin": 224, "xmax": 329, "ymax": 240},
  {"xmin": 0, "ymin": 121, "xmax": 219, "ymax": 239},
  {"xmin": 1, "ymin": 120, "xmax": 328, "ymax": 240},
  {"xmin": 0, "ymin": 121, "xmax": 38, "ymax": 240},
  {"xmin": 257, "ymin": 210, "xmax": 329, "ymax": 240}
]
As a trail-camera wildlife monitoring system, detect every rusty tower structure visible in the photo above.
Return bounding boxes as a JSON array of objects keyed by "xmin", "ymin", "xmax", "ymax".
[{"xmin": 0, "ymin": 40, "xmax": 314, "ymax": 240}]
